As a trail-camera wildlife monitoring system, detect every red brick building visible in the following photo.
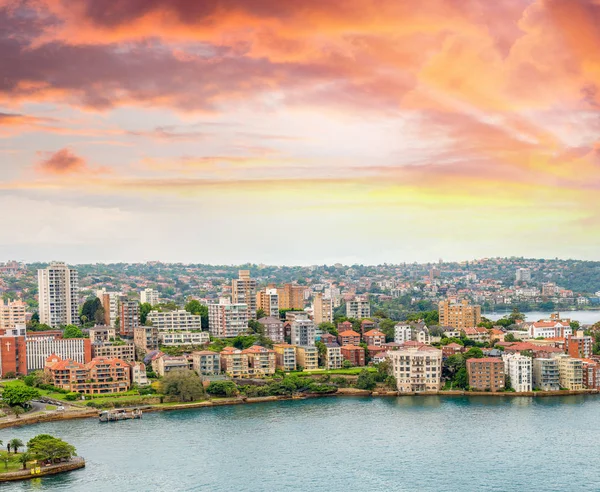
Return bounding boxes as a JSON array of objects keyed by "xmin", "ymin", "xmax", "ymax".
[
  {"xmin": 360, "ymin": 319, "xmax": 376, "ymax": 334},
  {"xmin": 363, "ymin": 329, "xmax": 386, "ymax": 347},
  {"xmin": 581, "ymin": 359, "xmax": 600, "ymax": 389},
  {"xmin": 0, "ymin": 335, "xmax": 27, "ymax": 376},
  {"xmin": 341, "ymin": 345, "xmax": 365, "ymax": 367},
  {"xmin": 442, "ymin": 342, "xmax": 464, "ymax": 358},
  {"xmin": 466, "ymin": 357, "xmax": 505, "ymax": 391},
  {"xmin": 338, "ymin": 330, "xmax": 361, "ymax": 347},
  {"xmin": 319, "ymin": 333, "xmax": 337, "ymax": 345}
]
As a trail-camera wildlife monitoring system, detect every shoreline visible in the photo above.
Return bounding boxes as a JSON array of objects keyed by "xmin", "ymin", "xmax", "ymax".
[
  {"xmin": 0, "ymin": 457, "xmax": 85, "ymax": 483},
  {"xmin": 1, "ymin": 388, "xmax": 597, "ymax": 430}
]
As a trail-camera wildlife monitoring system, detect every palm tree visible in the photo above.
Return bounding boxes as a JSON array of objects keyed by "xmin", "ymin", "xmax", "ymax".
[
  {"xmin": 9, "ymin": 439, "xmax": 23, "ymax": 454},
  {"xmin": 12, "ymin": 406, "xmax": 24, "ymax": 419},
  {"xmin": 0, "ymin": 451, "xmax": 10, "ymax": 471},
  {"xmin": 18, "ymin": 452, "xmax": 32, "ymax": 470}
]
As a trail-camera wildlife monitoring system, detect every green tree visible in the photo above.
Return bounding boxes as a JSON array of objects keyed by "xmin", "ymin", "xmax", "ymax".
[
  {"xmin": 9, "ymin": 438, "xmax": 23, "ymax": 454},
  {"xmin": 355, "ymin": 369, "xmax": 376, "ymax": 390},
  {"xmin": 504, "ymin": 333, "xmax": 516, "ymax": 343},
  {"xmin": 206, "ymin": 381, "xmax": 238, "ymax": 397},
  {"xmin": 80, "ymin": 297, "xmax": 102, "ymax": 326},
  {"xmin": 18, "ymin": 452, "xmax": 33, "ymax": 469},
  {"xmin": 463, "ymin": 347, "xmax": 484, "ymax": 360},
  {"xmin": 139, "ymin": 302, "xmax": 153, "ymax": 325},
  {"xmin": 0, "ymin": 451, "xmax": 10, "ymax": 471},
  {"xmin": 159, "ymin": 370, "xmax": 205, "ymax": 402},
  {"xmin": 318, "ymin": 322, "xmax": 338, "ymax": 336},
  {"xmin": 1, "ymin": 383, "xmax": 40, "ymax": 407},
  {"xmin": 454, "ymin": 367, "xmax": 469, "ymax": 389},
  {"xmin": 62, "ymin": 325, "xmax": 84, "ymax": 338},
  {"xmin": 255, "ymin": 308, "xmax": 266, "ymax": 320},
  {"xmin": 12, "ymin": 406, "xmax": 25, "ymax": 419},
  {"xmin": 27, "ymin": 435, "xmax": 76, "ymax": 463}
]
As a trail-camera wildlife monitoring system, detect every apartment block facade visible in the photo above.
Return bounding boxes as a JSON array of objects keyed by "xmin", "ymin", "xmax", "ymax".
[
  {"xmin": 324, "ymin": 343, "xmax": 343, "ymax": 369},
  {"xmin": 389, "ymin": 346, "xmax": 443, "ymax": 392},
  {"xmin": 232, "ymin": 270, "xmax": 257, "ymax": 320},
  {"xmin": 140, "ymin": 288, "xmax": 160, "ymax": 306},
  {"xmin": 502, "ymin": 353, "xmax": 532, "ymax": 392},
  {"xmin": 346, "ymin": 296, "xmax": 370, "ymax": 320},
  {"xmin": 341, "ymin": 345, "xmax": 365, "ymax": 367},
  {"xmin": 557, "ymin": 355, "xmax": 583, "ymax": 390},
  {"xmin": 119, "ymin": 298, "xmax": 140, "ymax": 338},
  {"xmin": 45, "ymin": 355, "xmax": 130, "ymax": 394},
  {"xmin": 273, "ymin": 344, "xmax": 297, "ymax": 371},
  {"xmin": 0, "ymin": 299, "xmax": 26, "ymax": 331},
  {"xmin": 38, "ymin": 262, "xmax": 79, "ymax": 327},
  {"xmin": 192, "ymin": 351, "xmax": 221, "ymax": 376},
  {"xmin": 256, "ymin": 288, "xmax": 279, "ymax": 317},
  {"xmin": 532, "ymin": 358, "xmax": 560, "ymax": 391},
  {"xmin": 257, "ymin": 316, "xmax": 285, "ymax": 343},
  {"xmin": 313, "ymin": 293, "xmax": 333, "ymax": 325},
  {"xmin": 295, "ymin": 345, "xmax": 318, "ymax": 371},
  {"xmin": 438, "ymin": 299, "xmax": 481, "ymax": 329},
  {"xmin": 208, "ymin": 299, "xmax": 249, "ymax": 338},
  {"xmin": 466, "ymin": 358, "xmax": 505, "ymax": 391},
  {"xmin": 91, "ymin": 341, "xmax": 135, "ymax": 362},
  {"xmin": 243, "ymin": 345, "xmax": 276, "ymax": 376},
  {"xmin": 291, "ymin": 319, "xmax": 316, "ymax": 346}
]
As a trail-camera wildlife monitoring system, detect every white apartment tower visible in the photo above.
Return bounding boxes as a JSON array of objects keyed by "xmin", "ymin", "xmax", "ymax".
[
  {"xmin": 208, "ymin": 298, "xmax": 249, "ymax": 338},
  {"xmin": 38, "ymin": 262, "xmax": 79, "ymax": 327},
  {"xmin": 346, "ymin": 296, "xmax": 370, "ymax": 320},
  {"xmin": 140, "ymin": 288, "xmax": 160, "ymax": 306},
  {"xmin": 502, "ymin": 353, "xmax": 532, "ymax": 392}
]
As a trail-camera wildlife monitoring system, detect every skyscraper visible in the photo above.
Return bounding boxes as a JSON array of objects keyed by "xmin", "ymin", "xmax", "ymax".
[
  {"xmin": 38, "ymin": 262, "xmax": 79, "ymax": 327},
  {"xmin": 232, "ymin": 270, "xmax": 257, "ymax": 319}
]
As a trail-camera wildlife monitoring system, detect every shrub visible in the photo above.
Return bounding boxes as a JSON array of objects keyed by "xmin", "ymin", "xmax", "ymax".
[
  {"xmin": 64, "ymin": 392, "xmax": 80, "ymax": 401},
  {"xmin": 207, "ymin": 381, "xmax": 238, "ymax": 397}
]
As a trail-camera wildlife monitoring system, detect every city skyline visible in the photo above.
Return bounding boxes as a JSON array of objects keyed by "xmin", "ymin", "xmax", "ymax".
[{"xmin": 2, "ymin": 0, "xmax": 600, "ymax": 264}]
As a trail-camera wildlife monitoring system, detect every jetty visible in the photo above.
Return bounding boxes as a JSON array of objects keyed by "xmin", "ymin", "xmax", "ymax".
[{"xmin": 99, "ymin": 408, "xmax": 142, "ymax": 422}]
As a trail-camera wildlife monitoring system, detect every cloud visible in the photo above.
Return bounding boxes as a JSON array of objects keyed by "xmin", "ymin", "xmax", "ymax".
[{"xmin": 36, "ymin": 148, "xmax": 90, "ymax": 175}]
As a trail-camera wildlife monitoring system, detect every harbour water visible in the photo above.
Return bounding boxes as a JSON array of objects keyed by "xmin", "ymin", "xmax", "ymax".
[{"xmin": 2, "ymin": 395, "xmax": 600, "ymax": 491}]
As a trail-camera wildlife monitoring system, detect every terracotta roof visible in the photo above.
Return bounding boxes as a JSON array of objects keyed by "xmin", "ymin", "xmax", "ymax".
[
  {"xmin": 363, "ymin": 329, "xmax": 385, "ymax": 337},
  {"xmin": 242, "ymin": 345, "xmax": 274, "ymax": 354},
  {"xmin": 341, "ymin": 344, "xmax": 364, "ymax": 351},
  {"xmin": 339, "ymin": 330, "xmax": 360, "ymax": 337},
  {"xmin": 467, "ymin": 357, "xmax": 503, "ymax": 363}
]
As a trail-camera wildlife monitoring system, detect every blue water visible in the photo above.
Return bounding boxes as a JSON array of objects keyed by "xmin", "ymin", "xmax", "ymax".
[{"xmin": 1, "ymin": 395, "xmax": 599, "ymax": 491}]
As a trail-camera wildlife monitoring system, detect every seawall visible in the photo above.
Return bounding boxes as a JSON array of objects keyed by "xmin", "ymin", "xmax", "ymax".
[{"xmin": 0, "ymin": 457, "xmax": 85, "ymax": 482}]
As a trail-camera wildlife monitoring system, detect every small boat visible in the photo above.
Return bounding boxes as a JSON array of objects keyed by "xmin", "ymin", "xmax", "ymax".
[{"xmin": 99, "ymin": 408, "xmax": 142, "ymax": 422}]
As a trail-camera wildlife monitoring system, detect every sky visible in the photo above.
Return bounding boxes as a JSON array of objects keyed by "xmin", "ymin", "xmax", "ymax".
[{"xmin": 1, "ymin": 0, "xmax": 600, "ymax": 265}]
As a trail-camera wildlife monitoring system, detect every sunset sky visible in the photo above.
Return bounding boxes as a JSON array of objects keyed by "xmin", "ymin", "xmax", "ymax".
[{"xmin": 1, "ymin": 0, "xmax": 600, "ymax": 264}]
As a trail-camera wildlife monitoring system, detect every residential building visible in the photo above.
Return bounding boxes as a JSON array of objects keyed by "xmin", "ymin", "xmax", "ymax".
[
  {"xmin": 257, "ymin": 316, "xmax": 285, "ymax": 343},
  {"xmin": 159, "ymin": 331, "xmax": 210, "ymax": 346},
  {"xmin": 291, "ymin": 319, "xmax": 316, "ymax": 346},
  {"xmin": 147, "ymin": 310, "xmax": 202, "ymax": 330},
  {"xmin": 415, "ymin": 324, "xmax": 431, "ymax": 344},
  {"xmin": 133, "ymin": 326, "xmax": 159, "ymax": 352},
  {"xmin": 361, "ymin": 320, "xmax": 376, "ymax": 334},
  {"xmin": 557, "ymin": 355, "xmax": 583, "ymax": 390},
  {"xmin": 363, "ymin": 329, "xmax": 386, "ymax": 347},
  {"xmin": 38, "ymin": 262, "xmax": 79, "ymax": 327},
  {"xmin": 256, "ymin": 288, "xmax": 279, "ymax": 317},
  {"xmin": 88, "ymin": 326, "xmax": 116, "ymax": 344},
  {"xmin": 338, "ymin": 329, "xmax": 361, "ymax": 347},
  {"xmin": 532, "ymin": 358, "xmax": 560, "ymax": 391},
  {"xmin": 130, "ymin": 361, "xmax": 148, "ymax": 386},
  {"xmin": 232, "ymin": 270, "xmax": 257, "ymax": 319},
  {"xmin": 26, "ymin": 336, "xmax": 92, "ymax": 371},
  {"xmin": 295, "ymin": 345, "xmax": 318, "ymax": 370},
  {"xmin": 438, "ymin": 299, "xmax": 481, "ymax": 329},
  {"xmin": 154, "ymin": 354, "xmax": 190, "ymax": 377},
  {"xmin": 566, "ymin": 333, "xmax": 593, "ymax": 359},
  {"xmin": 324, "ymin": 343, "xmax": 343, "ymax": 369},
  {"xmin": 119, "ymin": 297, "xmax": 140, "ymax": 338},
  {"xmin": 208, "ymin": 298, "xmax": 249, "ymax": 338},
  {"xmin": 502, "ymin": 353, "xmax": 532, "ymax": 392},
  {"xmin": 0, "ymin": 299, "xmax": 26, "ymax": 331},
  {"xmin": 466, "ymin": 358, "xmax": 505, "ymax": 391},
  {"xmin": 96, "ymin": 289, "xmax": 122, "ymax": 327},
  {"xmin": 442, "ymin": 343, "xmax": 464, "ymax": 358},
  {"xmin": 0, "ymin": 334, "xmax": 27, "ymax": 376},
  {"xmin": 192, "ymin": 351, "xmax": 221, "ymax": 376},
  {"xmin": 220, "ymin": 346, "xmax": 249, "ymax": 377},
  {"xmin": 243, "ymin": 345, "xmax": 276, "ymax": 376},
  {"xmin": 278, "ymin": 283, "xmax": 305, "ymax": 310},
  {"xmin": 389, "ymin": 345, "xmax": 443, "ymax": 392},
  {"xmin": 461, "ymin": 327, "xmax": 490, "ymax": 344},
  {"xmin": 313, "ymin": 293, "xmax": 333, "ymax": 325},
  {"xmin": 91, "ymin": 341, "xmax": 135, "ymax": 361},
  {"xmin": 45, "ymin": 355, "xmax": 130, "ymax": 394},
  {"xmin": 273, "ymin": 344, "xmax": 297, "ymax": 371},
  {"xmin": 341, "ymin": 345, "xmax": 365, "ymax": 367},
  {"xmin": 319, "ymin": 333, "xmax": 337, "ymax": 345},
  {"xmin": 527, "ymin": 319, "xmax": 572, "ymax": 339},
  {"xmin": 140, "ymin": 288, "xmax": 160, "ymax": 306},
  {"xmin": 581, "ymin": 359, "xmax": 600, "ymax": 390},
  {"xmin": 394, "ymin": 324, "xmax": 412, "ymax": 344},
  {"xmin": 346, "ymin": 296, "xmax": 370, "ymax": 319},
  {"xmin": 515, "ymin": 268, "xmax": 531, "ymax": 282}
]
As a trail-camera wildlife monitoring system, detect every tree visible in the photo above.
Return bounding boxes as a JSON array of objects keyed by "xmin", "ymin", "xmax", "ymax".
[
  {"xmin": 0, "ymin": 451, "xmax": 10, "ymax": 471},
  {"xmin": 1, "ymin": 383, "xmax": 40, "ymax": 407},
  {"xmin": 139, "ymin": 302, "xmax": 153, "ymax": 325},
  {"xmin": 80, "ymin": 297, "xmax": 102, "ymax": 326},
  {"xmin": 206, "ymin": 381, "xmax": 238, "ymax": 397},
  {"xmin": 255, "ymin": 309, "xmax": 266, "ymax": 320},
  {"xmin": 454, "ymin": 367, "xmax": 468, "ymax": 389},
  {"xmin": 18, "ymin": 452, "xmax": 33, "ymax": 469},
  {"xmin": 63, "ymin": 325, "xmax": 84, "ymax": 338},
  {"xmin": 504, "ymin": 333, "xmax": 516, "ymax": 343},
  {"xmin": 12, "ymin": 406, "xmax": 25, "ymax": 419},
  {"xmin": 356, "ymin": 369, "xmax": 376, "ymax": 391},
  {"xmin": 27, "ymin": 435, "xmax": 76, "ymax": 463},
  {"xmin": 318, "ymin": 322, "xmax": 338, "ymax": 336},
  {"xmin": 9, "ymin": 438, "xmax": 23, "ymax": 454},
  {"xmin": 463, "ymin": 347, "xmax": 484, "ymax": 360},
  {"xmin": 159, "ymin": 370, "xmax": 205, "ymax": 402}
]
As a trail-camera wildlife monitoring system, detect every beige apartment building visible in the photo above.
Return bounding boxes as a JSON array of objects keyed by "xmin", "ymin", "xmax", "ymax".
[
  {"xmin": 243, "ymin": 345, "xmax": 276, "ymax": 376},
  {"xmin": 133, "ymin": 326, "xmax": 160, "ymax": 352},
  {"xmin": 388, "ymin": 345, "xmax": 443, "ymax": 392},
  {"xmin": 295, "ymin": 345, "xmax": 318, "ymax": 371},
  {"xmin": 438, "ymin": 299, "xmax": 481, "ymax": 329},
  {"xmin": 38, "ymin": 262, "xmax": 79, "ymax": 327},
  {"xmin": 313, "ymin": 293, "xmax": 333, "ymax": 325},
  {"xmin": 256, "ymin": 288, "xmax": 279, "ymax": 317},
  {"xmin": 91, "ymin": 341, "xmax": 135, "ymax": 362},
  {"xmin": 273, "ymin": 344, "xmax": 297, "ymax": 371},
  {"xmin": 325, "ymin": 343, "xmax": 343, "ymax": 370},
  {"xmin": 232, "ymin": 270, "xmax": 257, "ymax": 320},
  {"xmin": 278, "ymin": 284, "xmax": 305, "ymax": 311},
  {"xmin": 0, "ymin": 299, "xmax": 26, "ymax": 330},
  {"xmin": 220, "ymin": 347, "xmax": 250, "ymax": 377},
  {"xmin": 557, "ymin": 355, "xmax": 583, "ymax": 390},
  {"xmin": 208, "ymin": 298, "xmax": 249, "ymax": 338},
  {"xmin": 191, "ymin": 351, "xmax": 221, "ymax": 376}
]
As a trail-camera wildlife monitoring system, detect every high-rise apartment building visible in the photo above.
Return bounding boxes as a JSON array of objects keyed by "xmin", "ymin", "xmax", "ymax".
[
  {"xmin": 532, "ymin": 358, "xmax": 560, "ymax": 391},
  {"xmin": 291, "ymin": 318, "xmax": 316, "ymax": 346},
  {"xmin": 208, "ymin": 298, "xmax": 249, "ymax": 338},
  {"xmin": 515, "ymin": 268, "xmax": 531, "ymax": 282},
  {"xmin": 278, "ymin": 284, "xmax": 305, "ymax": 311},
  {"xmin": 96, "ymin": 289, "xmax": 122, "ymax": 327},
  {"xmin": 140, "ymin": 288, "xmax": 160, "ymax": 306},
  {"xmin": 557, "ymin": 355, "xmax": 583, "ymax": 390},
  {"xmin": 38, "ymin": 262, "xmax": 79, "ymax": 327},
  {"xmin": 0, "ymin": 299, "xmax": 26, "ymax": 331},
  {"xmin": 119, "ymin": 297, "xmax": 140, "ymax": 338},
  {"xmin": 346, "ymin": 296, "xmax": 370, "ymax": 320},
  {"xmin": 438, "ymin": 299, "xmax": 481, "ymax": 329},
  {"xmin": 256, "ymin": 288, "xmax": 279, "ymax": 317},
  {"xmin": 313, "ymin": 293, "xmax": 333, "ymax": 325},
  {"xmin": 502, "ymin": 353, "xmax": 532, "ymax": 392},
  {"xmin": 389, "ymin": 345, "xmax": 443, "ymax": 392},
  {"xmin": 232, "ymin": 270, "xmax": 257, "ymax": 319}
]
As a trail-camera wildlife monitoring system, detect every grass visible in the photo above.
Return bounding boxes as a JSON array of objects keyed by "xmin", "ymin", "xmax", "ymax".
[
  {"xmin": 45, "ymin": 405, "xmax": 57, "ymax": 411},
  {"xmin": 0, "ymin": 454, "xmax": 25, "ymax": 474}
]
